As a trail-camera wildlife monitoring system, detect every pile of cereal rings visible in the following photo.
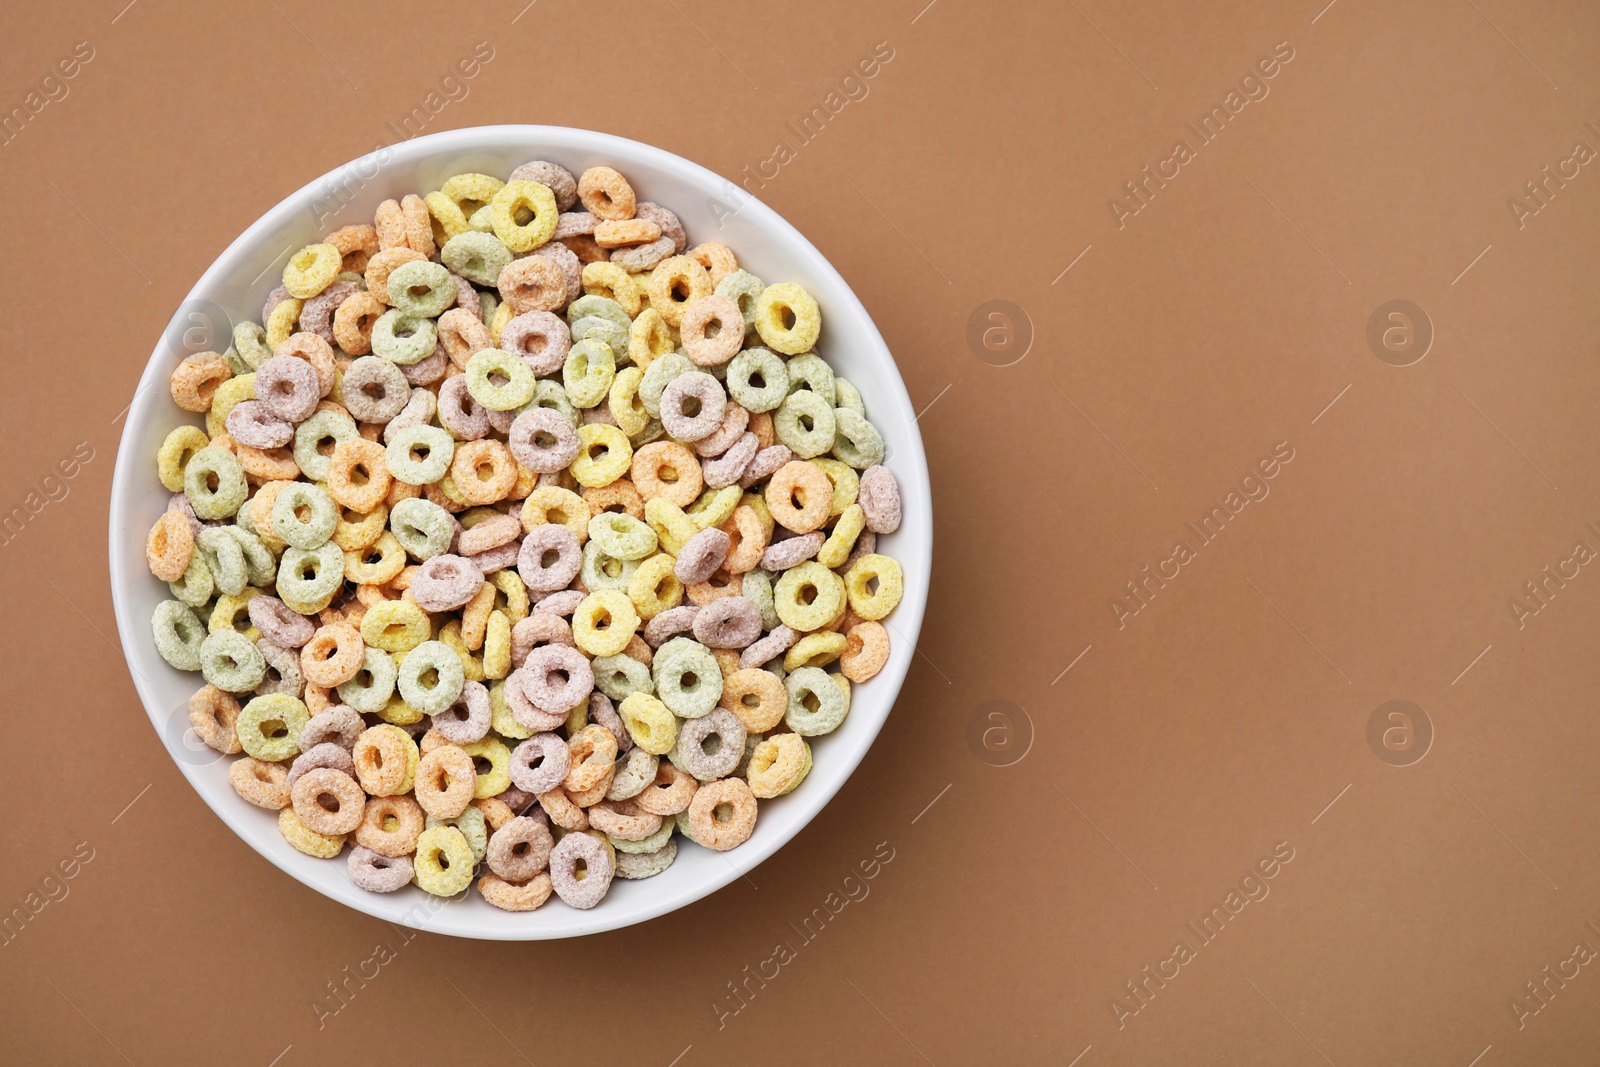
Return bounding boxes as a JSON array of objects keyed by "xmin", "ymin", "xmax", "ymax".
[{"xmin": 145, "ymin": 159, "xmax": 905, "ymax": 912}]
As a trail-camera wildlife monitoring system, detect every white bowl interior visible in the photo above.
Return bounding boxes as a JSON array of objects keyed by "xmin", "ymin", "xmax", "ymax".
[{"xmin": 108, "ymin": 125, "xmax": 931, "ymax": 939}]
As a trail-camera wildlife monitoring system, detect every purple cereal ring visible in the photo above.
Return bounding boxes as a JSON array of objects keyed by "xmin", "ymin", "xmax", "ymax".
[
  {"xmin": 675, "ymin": 528, "xmax": 730, "ymax": 585},
  {"xmin": 761, "ymin": 531, "xmax": 824, "ymax": 571},
  {"xmin": 519, "ymin": 644, "xmax": 594, "ymax": 714},
  {"xmin": 740, "ymin": 625, "xmax": 799, "ymax": 669},
  {"xmin": 610, "ymin": 236, "xmax": 674, "ymax": 274},
  {"xmin": 348, "ymin": 846, "xmax": 414, "ymax": 893},
  {"xmin": 583, "ymin": 404, "xmax": 617, "ymax": 427},
  {"xmin": 636, "ymin": 202, "xmax": 687, "ymax": 255},
  {"xmin": 692, "ymin": 402, "xmax": 750, "ymax": 457},
  {"xmin": 702, "ymin": 432, "xmax": 759, "ymax": 489},
  {"xmin": 673, "ymin": 708, "xmax": 747, "ymax": 780},
  {"xmin": 262, "ymin": 284, "xmax": 293, "ymax": 323},
  {"xmin": 458, "ymin": 513, "xmax": 521, "ymax": 555},
  {"xmin": 497, "ymin": 786, "xmax": 539, "ymax": 817},
  {"xmin": 225, "ymin": 400, "xmax": 293, "ymax": 448},
  {"xmin": 166, "ymin": 492, "xmax": 206, "ymax": 535},
  {"xmin": 509, "ymin": 733, "xmax": 572, "ymax": 794},
  {"xmin": 588, "ymin": 692, "xmax": 634, "ymax": 755},
  {"xmin": 254, "ymin": 355, "xmax": 321, "ymax": 423},
  {"xmin": 287, "ymin": 741, "xmax": 356, "ymax": 789},
  {"xmin": 533, "ymin": 589, "xmax": 585, "ymax": 617},
  {"xmin": 300, "ymin": 281, "xmax": 358, "ymax": 345},
  {"xmin": 248, "ymin": 595, "xmax": 315, "ymax": 648},
  {"xmin": 469, "ymin": 541, "xmax": 520, "ymax": 575},
  {"xmin": 399, "ymin": 343, "xmax": 449, "ymax": 386},
  {"xmin": 486, "ymin": 814, "xmax": 554, "ymax": 882},
  {"xmin": 437, "ymin": 374, "xmax": 490, "ymax": 440},
  {"xmin": 505, "ymin": 668, "xmax": 576, "ymax": 732},
  {"xmin": 740, "ymin": 444, "xmax": 794, "ymax": 489},
  {"xmin": 511, "ymin": 161, "xmax": 579, "ymax": 211},
  {"xmin": 450, "ymin": 273, "xmax": 480, "ymax": 319},
  {"xmin": 534, "ymin": 241, "xmax": 582, "ymax": 307},
  {"xmin": 692, "ymin": 596, "xmax": 762, "ymax": 649},
  {"xmin": 643, "ymin": 605, "xmax": 700, "ymax": 648},
  {"xmin": 382, "ymin": 386, "xmax": 437, "ymax": 445},
  {"xmin": 341, "ymin": 355, "xmax": 412, "ymax": 423},
  {"xmin": 518, "ymin": 524, "xmax": 582, "ymax": 592},
  {"xmin": 508, "ymin": 408, "xmax": 581, "ymax": 473},
  {"xmin": 551, "ymin": 211, "xmax": 597, "ymax": 238},
  {"xmin": 432, "ymin": 679, "xmax": 491, "ymax": 744},
  {"xmin": 301, "ymin": 705, "xmax": 365, "ymax": 750},
  {"xmin": 511, "ymin": 612, "xmax": 574, "ymax": 668},
  {"xmin": 840, "ymin": 530, "xmax": 876, "ymax": 573},
  {"xmin": 659, "ymin": 372, "xmax": 727, "ymax": 442},
  {"xmin": 548, "ymin": 830, "xmax": 614, "ymax": 909},
  {"xmin": 411, "ymin": 554, "xmax": 485, "ymax": 612},
  {"xmin": 858, "ymin": 464, "xmax": 901, "ymax": 535},
  {"xmin": 500, "ymin": 311, "xmax": 571, "ymax": 376}
]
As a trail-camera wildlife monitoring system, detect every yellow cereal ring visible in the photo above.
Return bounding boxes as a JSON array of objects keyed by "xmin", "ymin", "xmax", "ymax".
[
  {"xmin": 810, "ymin": 458, "xmax": 860, "ymax": 516},
  {"xmin": 618, "ymin": 692, "xmax": 678, "ymax": 755},
  {"xmin": 488, "ymin": 299, "xmax": 514, "ymax": 346},
  {"xmin": 205, "ymin": 374, "xmax": 256, "ymax": 438},
  {"xmin": 646, "ymin": 256, "xmax": 712, "ymax": 328},
  {"xmin": 817, "ymin": 503, "xmax": 866, "ymax": 568},
  {"xmin": 643, "ymin": 497, "xmax": 697, "ymax": 555},
  {"xmin": 785, "ymin": 630, "xmax": 848, "ymax": 671},
  {"xmin": 774, "ymin": 561, "xmax": 846, "ymax": 632},
  {"xmin": 488, "ymin": 569, "xmax": 529, "ymax": 623},
  {"xmin": 607, "ymin": 366, "xmax": 650, "ymax": 436},
  {"xmin": 332, "ymin": 503, "xmax": 389, "ymax": 552},
  {"xmin": 572, "ymin": 589, "xmax": 639, "ymax": 657},
  {"xmin": 279, "ymin": 808, "xmax": 345, "ymax": 858},
  {"xmin": 157, "ymin": 425, "xmax": 211, "ymax": 491},
  {"xmin": 361, "ymin": 599, "xmax": 431, "ymax": 652},
  {"xmin": 488, "ymin": 680, "xmax": 532, "ymax": 740},
  {"xmin": 483, "ymin": 609, "xmax": 512, "ymax": 680},
  {"xmin": 489, "ymin": 180, "xmax": 558, "ymax": 253},
  {"xmin": 627, "ymin": 552, "xmax": 683, "ymax": 620},
  {"xmin": 237, "ymin": 694, "xmax": 310, "ymax": 763},
  {"xmin": 438, "ymin": 619, "xmax": 486, "ymax": 683},
  {"xmin": 461, "ymin": 737, "xmax": 512, "ymax": 798},
  {"xmin": 209, "ymin": 589, "xmax": 263, "ymax": 639},
  {"xmin": 283, "ymin": 243, "xmax": 342, "ymax": 298},
  {"xmin": 375, "ymin": 693, "xmax": 425, "ymax": 726},
  {"xmin": 520, "ymin": 486, "xmax": 590, "ymax": 543},
  {"xmin": 265, "ymin": 298, "xmax": 304, "ymax": 349},
  {"xmin": 413, "ymin": 825, "xmax": 475, "ymax": 896},
  {"xmin": 570, "ymin": 424, "xmax": 632, "ymax": 488},
  {"xmin": 747, "ymin": 733, "xmax": 812, "ymax": 798},
  {"xmin": 441, "ymin": 172, "xmax": 504, "ymax": 216},
  {"xmin": 686, "ymin": 485, "xmax": 741, "ymax": 531},
  {"xmin": 344, "ymin": 531, "xmax": 406, "ymax": 585},
  {"xmin": 422, "ymin": 190, "xmax": 470, "ymax": 243},
  {"xmin": 627, "ymin": 306, "xmax": 675, "ymax": 370},
  {"xmin": 844, "ymin": 554, "xmax": 904, "ymax": 621},
  {"xmin": 581, "ymin": 261, "xmax": 644, "ymax": 316},
  {"xmin": 754, "ymin": 282, "xmax": 821, "ymax": 355}
]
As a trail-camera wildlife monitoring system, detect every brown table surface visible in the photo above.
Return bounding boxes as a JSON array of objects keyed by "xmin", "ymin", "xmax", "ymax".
[{"xmin": 5, "ymin": 1, "xmax": 1600, "ymax": 1063}]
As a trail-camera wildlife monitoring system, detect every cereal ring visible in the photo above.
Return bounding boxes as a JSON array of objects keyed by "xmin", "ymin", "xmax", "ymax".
[
  {"xmin": 509, "ymin": 733, "xmax": 572, "ymax": 795},
  {"xmin": 413, "ymin": 825, "xmax": 475, "ymax": 896},
  {"xmin": 265, "ymin": 297, "xmax": 303, "ymax": 348},
  {"xmin": 383, "ymin": 424, "xmax": 453, "ymax": 486},
  {"xmin": 503, "ymin": 410, "xmax": 578, "ymax": 479},
  {"xmin": 256, "ymin": 637, "xmax": 307, "ymax": 697},
  {"xmin": 230, "ymin": 757, "xmax": 290, "ymax": 809},
  {"xmin": 548, "ymin": 830, "xmax": 614, "ymax": 909},
  {"xmin": 679, "ymin": 294, "xmax": 745, "ymax": 367},
  {"xmin": 333, "ymin": 291, "xmax": 385, "ymax": 355},
  {"xmin": 156, "ymin": 425, "xmax": 210, "ymax": 492},
  {"xmin": 572, "ymin": 589, "xmax": 639, "ymax": 657},
  {"xmin": 397, "ymin": 640, "xmax": 467, "ymax": 716},
  {"xmin": 198, "ymin": 627, "xmax": 265, "ymax": 689},
  {"xmin": 564, "ymin": 724, "xmax": 620, "ymax": 793},
  {"xmin": 299, "ymin": 279, "xmax": 358, "ymax": 346},
  {"xmin": 490, "ymin": 179, "xmax": 559, "ymax": 253},
  {"xmin": 682, "ymin": 776, "xmax": 757, "ymax": 850},
  {"xmin": 352, "ymin": 724, "xmax": 418, "ymax": 797},
  {"xmin": 508, "ymin": 160, "xmax": 576, "ymax": 211},
  {"xmin": 535, "ymin": 240, "xmax": 583, "ymax": 306},
  {"xmin": 574, "ymin": 165, "xmax": 635, "ymax": 221},
  {"xmin": 692, "ymin": 406, "xmax": 751, "ymax": 465},
  {"xmin": 840, "ymin": 620, "xmax": 890, "ymax": 682},
  {"xmin": 753, "ymin": 282, "xmax": 821, "ymax": 355},
  {"xmin": 434, "ymin": 376, "xmax": 489, "ymax": 443},
  {"xmin": 774, "ymin": 389, "xmax": 837, "ymax": 460},
  {"xmin": 355, "ymin": 793, "xmax": 425, "ymax": 857},
  {"xmin": 658, "ymin": 371, "xmax": 727, "ymax": 443},
  {"xmin": 771, "ymin": 561, "xmax": 845, "ymax": 635},
  {"xmin": 284, "ymin": 243, "xmax": 341, "ymax": 299},
  {"xmin": 146, "ymin": 510, "xmax": 195, "ymax": 582},
  {"xmin": 747, "ymin": 733, "xmax": 812, "ymax": 798},
  {"xmin": 762, "ymin": 531, "xmax": 824, "ymax": 571},
  {"xmin": 300, "ymin": 704, "xmax": 364, "ymax": 750},
  {"xmin": 427, "ymin": 804, "xmax": 489, "ymax": 861},
  {"xmin": 588, "ymin": 512, "xmax": 657, "ymax": 562},
  {"xmin": 414, "ymin": 744, "xmax": 476, "ymax": 819},
  {"xmin": 276, "ymin": 542, "xmax": 344, "ymax": 611},
  {"xmin": 645, "ymin": 256, "xmax": 711, "ymax": 328},
  {"xmin": 300, "ymin": 622, "xmax": 365, "ymax": 687},
  {"xmin": 338, "ymin": 647, "xmax": 398, "ymax": 713},
  {"xmin": 360, "ymin": 598, "xmax": 431, "ymax": 653},
  {"xmin": 188, "ymin": 684, "xmax": 243, "ymax": 755},
  {"xmin": 517, "ymin": 523, "xmax": 582, "ymax": 592},
  {"xmin": 652, "ymin": 640, "xmax": 722, "ymax": 719},
  {"xmin": 465, "ymin": 348, "xmax": 537, "ymax": 412},
  {"xmin": 387, "ymin": 497, "xmax": 453, "ymax": 562},
  {"xmin": 784, "ymin": 630, "xmax": 847, "ymax": 670},
  {"xmin": 719, "ymin": 667, "xmax": 787, "ymax": 731},
  {"xmin": 630, "ymin": 441, "xmax": 703, "ymax": 508},
  {"xmin": 449, "ymin": 439, "xmax": 517, "ymax": 505},
  {"xmin": 291, "ymin": 767, "xmax": 365, "ymax": 835},
  {"xmin": 486, "ymin": 814, "xmax": 554, "ymax": 883},
  {"xmin": 408, "ymin": 553, "xmax": 484, "ymax": 613},
  {"xmin": 236, "ymin": 693, "xmax": 310, "ymax": 762},
  {"xmin": 225, "ymin": 400, "xmax": 293, "ymax": 449},
  {"xmin": 383, "ymin": 260, "xmax": 454, "ymax": 318},
  {"xmin": 668, "ymin": 527, "xmax": 725, "ymax": 585},
  {"xmin": 858, "ymin": 464, "xmax": 902, "ymax": 534},
  {"xmin": 570, "ymin": 423, "xmax": 631, "ymax": 489},
  {"xmin": 844, "ymin": 554, "xmax": 903, "ymax": 620},
  {"xmin": 738, "ymin": 624, "xmax": 798, "ymax": 671},
  {"xmin": 325, "ymin": 438, "xmax": 391, "ymax": 513},
  {"xmin": 594, "ymin": 217, "xmax": 660, "ymax": 248},
  {"xmin": 270, "ymin": 482, "xmax": 337, "ymax": 550},
  {"xmin": 183, "ymin": 445, "xmax": 247, "ymax": 520},
  {"xmin": 692, "ymin": 596, "xmax": 762, "ymax": 649},
  {"xmin": 340, "ymin": 356, "xmax": 412, "ymax": 423},
  {"xmin": 348, "ymin": 846, "xmax": 414, "ymax": 893},
  {"xmin": 329, "ymin": 224, "xmax": 380, "ymax": 273},
  {"xmin": 783, "ymin": 666, "xmax": 848, "ymax": 735},
  {"xmin": 426, "ymin": 680, "xmax": 489, "ymax": 746},
  {"xmin": 669, "ymin": 707, "xmax": 746, "ymax": 781},
  {"xmin": 499, "ymin": 310, "xmax": 571, "ymax": 377},
  {"xmin": 587, "ymin": 798, "xmax": 664, "ymax": 843},
  {"xmin": 295, "ymin": 408, "xmax": 360, "ymax": 483},
  {"xmin": 370, "ymin": 310, "xmax": 438, "ymax": 366},
  {"xmin": 279, "ymin": 807, "xmax": 345, "ymax": 858},
  {"xmin": 831, "ymin": 408, "xmax": 886, "ymax": 469},
  {"xmin": 614, "ymin": 837, "xmax": 677, "ymax": 879}
]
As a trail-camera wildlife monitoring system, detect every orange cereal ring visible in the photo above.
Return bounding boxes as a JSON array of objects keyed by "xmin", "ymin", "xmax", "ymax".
[
  {"xmin": 497, "ymin": 255, "xmax": 567, "ymax": 314},
  {"xmin": 326, "ymin": 438, "xmax": 391, "ymax": 512},
  {"xmin": 300, "ymin": 622, "xmax": 365, "ymax": 687},
  {"xmin": 478, "ymin": 871, "xmax": 553, "ymax": 912},
  {"xmin": 235, "ymin": 443, "xmax": 300, "ymax": 482},
  {"xmin": 840, "ymin": 620, "xmax": 889, "ymax": 682},
  {"xmin": 583, "ymin": 479, "xmax": 644, "ymax": 522},
  {"xmin": 577, "ymin": 166, "xmax": 636, "ymax": 221},
  {"xmin": 685, "ymin": 777, "xmax": 757, "ymax": 850},
  {"xmin": 563, "ymin": 724, "xmax": 619, "ymax": 793},
  {"xmin": 449, "ymin": 439, "xmax": 518, "ymax": 505},
  {"xmin": 365, "ymin": 246, "xmax": 425, "ymax": 306},
  {"xmin": 765, "ymin": 461, "xmax": 832, "ymax": 534},
  {"xmin": 687, "ymin": 242, "xmax": 738, "ymax": 287},
  {"xmin": 686, "ymin": 567, "xmax": 742, "ymax": 606},
  {"xmin": 679, "ymin": 293, "xmax": 745, "ymax": 367},
  {"xmin": 632, "ymin": 761, "xmax": 697, "ymax": 816},
  {"xmin": 749, "ymin": 410, "xmax": 775, "ymax": 450},
  {"xmin": 230, "ymin": 756, "xmax": 290, "ymax": 810},
  {"xmin": 537, "ymin": 787, "xmax": 589, "ymax": 831},
  {"xmin": 719, "ymin": 667, "xmax": 787, "ymax": 732},
  {"xmin": 594, "ymin": 218, "xmax": 661, "ymax": 249},
  {"xmin": 719, "ymin": 505, "xmax": 768, "ymax": 574},
  {"xmin": 328, "ymin": 224, "xmax": 379, "ymax": 274},
  {"xmin": 353, "ymin": 725, "xmax": 417, "ymax": 797},
  {"xmin": 414, "ymin": 744, "xmax": 477, "ymax": 819},
  {"xmin": 630, "ymin": 441, "xmax": 702, "ymax": 507},
  {"xmin": 291, "ymin": 767, "xmax": 366, "ymax": 835},
  {"xmin": 356, "ymin": 793, "xmax": 425, "ymax": 857},
  {"xmin": 146, "ymin": 510, "xmax": 195, "ymax": 582},
  {"xmin": 557, "ymin": 234, "xmax": 608, "ymax": 265},
  {"xmin": 402, "ymin": 193, "xmax": 435, "ymax": 258},
  {"xmin": 645, "ymin": 256, "xmax": 712, "ymax": 328},
  {"xmin": 189, "ymin": 684, "xmax": 243, "ymax": 755},
  {"xmin": 333, "ymin": 291, "xmax": 385, "ymax": 355},
  {"xmin": 170, "ymin": 351, "xmax": 231, "ymax": 412}
]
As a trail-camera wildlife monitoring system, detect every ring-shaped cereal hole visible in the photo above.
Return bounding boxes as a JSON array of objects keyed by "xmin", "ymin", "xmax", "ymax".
[
  {"xmin": 348, "ymin": 846, "xmax": 414, "ymax": 893},
  {"xmin": 844, "ymin": 553, "xmax": 905, "ymax": 621},
  {"xmin": 290, "ymin": 767, "xmax": 365, "ymax": 835},
  {"xmin": 490, "ymin": 180, "xmax": 559, "ymax": 253},
  {"xmin": 684, "ymin": 777, "xmax": 758, "ymax": 851},
  {"xmin": 283, "ymin": 242, "xmax": 341, "ymax": 299},
  {"xmin": 360, "ymin": 599, "xmax": 431, "ymax": 655},
  {"xmin": 547, "ymin": 829, "xmax": 616, "ymax": 910},
  {"xmin": 328, "ymin": 224, "xmax": 380, "ymax": 273},
  {"xmin": 333, "ymin": 291, "xmax": 385, "ymax": 356},
  {"xmin": 747, "ymin": 733, "xmax": 812, "ymax": 798},
  {"xmin": 753, "ymin": 282, "xmax": 821, "ymax": 355},
  {"xmin": 679, "ymin": 293, "xmax": 745, "ymax": 367},
  {"xmin": 464, "ymin": 348, "xmax": 536, "ymax": 412},
  {"xmin": 783, "ymin": 665, "xmax": 849, "ymax": 736},
  {"xmin": 338, "ymin": 647, "xmax": 399, "ymax": 714},
  {"xmin": 370, "ymin": 310, "xmax": 439, "ymax": 366},
  {"xmin": 230, "ymin": 757, "xmax": 291, "ymax": 809},
  {"xmin": 236, "ymin": 693, "xmax": 310, "ymax": 763},
  {"xmin": 580, "ymin": 261, "xmax": 644, "ymax": 316},
  {"xmin": 630, "ymin": 441, "xmax": 703, "ymax": 508},
  {"xmin": 658, "ymin": 372, "xmax": 727, "ymax": 443},
  {"xmin": 448, "ymin": 439, "xmax": 518, "ymax": 506},
  {"xmin": 270, "ymin": 482, "xmax": 338, "ymax": 551},
  {"xmin": 670, "ymin": 707, "xmax": 746, "ymax": 781},
  {"xmin": 772, "ymin": 561, "xmax": 847, "ymax": 633},
  {"xmin": 764, "ymin": 461, "xmax": 833, "ymax": 534},
  {"xmin": 576, "ymin": 166, "xmax": 636, "ymax": 222},
  {"xmin": 355, "ymin": 793, "xmax": 425, "ymax": 857},
  {"xmin": 645, "ymin": 256, "xmax": 711, "ymax": 328},
  {"xmin": 413, "ymin": 825, "xmax": 476, "ymax": 896},
  {"xmin": 413, "ymin": 744, "xmax": 477, "ymax": 820},
  {"xmin": 352, "ymin": 724, "xmax": 415, "ymax": 796}
]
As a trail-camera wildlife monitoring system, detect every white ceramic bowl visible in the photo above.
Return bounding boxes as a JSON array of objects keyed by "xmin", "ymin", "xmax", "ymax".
[{"xmin": 108, "ymin": 125, "xmax": 931, "ymax": 939}]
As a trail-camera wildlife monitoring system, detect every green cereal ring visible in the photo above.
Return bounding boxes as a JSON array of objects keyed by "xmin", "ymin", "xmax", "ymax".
[
  {"xmin": 466, "ymin": 348, "xmax": 537, "ymax": 411},
  {"xmin": 783, "ymin": 665, "xmax": 848, "ymax": 736},
  {"xmin": 611, "ymin": 818, "xmax": 673, "ymax": 855},
  {"xmin": 233, "ymin": 496, "xmax": 258, "ymax": 534},
  {"xmin": 774, "ymin": 389, "xmax": 837, "ymax": 459},
  {"xmin": 639, "ymin": 352, "xmax": 692, "ymax": 418},
  {"xmin": 562, "ymin": 339, "xmax": 616, "ymax": 409},
  {"xmin": 396, "ymin": 640, "xmax": 465, "ymax": 716},
  {"xmin": 652, "ymin": 640, "xmax": 722, "ymax": 719},
  {"xmin": 200, "ymin": 628, "xmax": 267, "ymax": 691},
  {"xmin": 233, "ymin": 321, "xmax": 272, "ymax": 370},
  {"xmin": 371, "ymin": 309, "xmax": 439, "ymax": 365},
  {"xmin": 527, "ymin": 379, "xmax": 580, "ymax": 426},
  {"xmin": 830, "ymin": 408, "xmax": 886, "ymax": 469},
  {"xmin": 426, "ymin": 805, "xmax": 488, "ymax": 863},
  {"xmin": 223, "ymin": 345, "xmax": 251, "ymax": 377},
  {"xmin": 228, "ymin": 526, "xmax": 277, "ymax": 586},
  {"xmin": 715, "ymin": 269, "xmax": 764, "ymax": 334},
  {"xmin": 478, "ymin": 289, "xmax": 499, "ymax": 327},
  {"xmin": 468, "ymin": 204, "xmax": 495, "ymax": 233},
  {"xmin": 385, "ymin": 423, "xmax": 454, "ymax": 485},
  {"xmin": 785, "ymin": 353, "xmax": 836, "ymax": 404},
  {"xmin": 570, "ymin": 315, "xmax": 629, "ymax": 360},
  {"xmin": 338, "ymin": 647, "xmax": 397, "ymax": 713},
  {"xmin": 591, "ymin": 653, "xmax": 654, "ymax": 702},
  {"xmin": 389, "ymin": 497, "xmax": 454, "ymax": 560},
  {"xmin": 293, "ymin": 407, "xmax": 357, "ymax": 483},
  {"xmin": 566, "ymin": 294, "xmax": 630, "ymax": 331},
  {"xmin": 834, "ymin": 377, "xmax": 864, "ymax": 416},
  {"xmin": 385, "ymin": 260, "xmax": 457, "ymax": 318},
  {"xmin": 272, "ymin": 482, "xmax": 338, "ymax": 550},
  {"xmin": 152, "ymin": 600, "xmax": 206, "ymax": 670},
  {"xmin": 581, "ymin": 540, "xmax": 639, "ymax": 592},
  {"xmin": 276, "ymin": 542, "xmax": 344, "ymax": 605},
  {"xmin": 236, "ymin": 693, "xmax": 309, "ymax": 762},
  {"xmin": 441, "ymin": 230, "xmax": 512, "ymax": 287},
  {"xmin": 168, "ymin": 553, "xmax": 215, "ymax": 607},
  {"xmin": 183, "ymin": 445, "xmax": 248, "ymax": 520},
  {"xmin": 196, "ymin": 526, "xmax": 249, "ymax": 596},
  {"xmin": 742, "ymin": 568, "xmax": 780, "ymax": 631},
  {"xmin": 588, "ymin": 512, "xmax": 657, "ymax": 560},
  {"xmin": 726, "ymin": 347, "xmax": 789, "ymax": 413}
]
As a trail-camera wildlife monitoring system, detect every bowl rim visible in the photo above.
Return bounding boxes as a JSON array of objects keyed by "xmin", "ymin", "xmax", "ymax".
[{"xmin": 107, "ymin": 124, "xmax": 931, "ymax": 939}]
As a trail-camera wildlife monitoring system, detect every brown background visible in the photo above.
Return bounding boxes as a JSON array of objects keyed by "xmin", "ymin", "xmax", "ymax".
[{"xmin": 3, "ymin": 0, "xmax": 1599, "ymax": 1063}]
